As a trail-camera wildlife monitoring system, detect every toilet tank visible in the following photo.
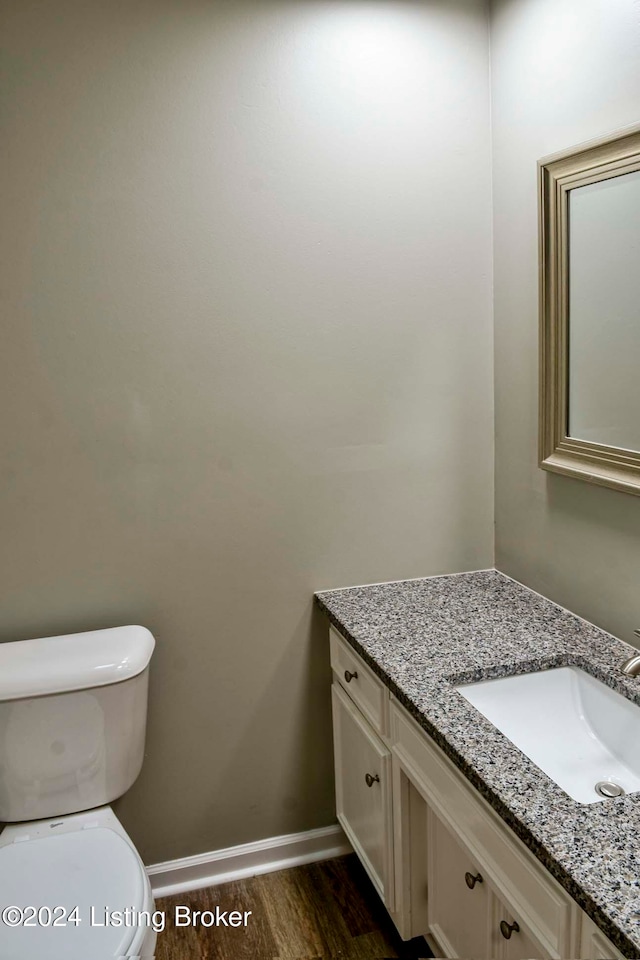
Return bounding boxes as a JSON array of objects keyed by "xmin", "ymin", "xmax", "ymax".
[{"xmin": 0, "ymin": 626, "xmax": 155, "ymax": 822}]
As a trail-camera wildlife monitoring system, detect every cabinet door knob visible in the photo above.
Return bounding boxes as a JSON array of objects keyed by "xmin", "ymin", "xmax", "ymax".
[
  {"xmin": 499, "ymin": 920, "xmax": 520, "ymax": 940},
  {"xmin": 464, "ymin": 871, "xmax": 483, "ymax": 889},
  {"xmin": 344, "ymin": 669, "xmax": 358, "ymax": 683},
  {"xmin": 365, "ymin": 773, "xmax": 380, "ymax": 788}
]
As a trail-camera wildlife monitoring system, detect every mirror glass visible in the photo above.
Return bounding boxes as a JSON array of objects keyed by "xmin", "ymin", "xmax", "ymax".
[{"xmin": 568, "ymin": 169, "xmax": 640, "ymax": 451}]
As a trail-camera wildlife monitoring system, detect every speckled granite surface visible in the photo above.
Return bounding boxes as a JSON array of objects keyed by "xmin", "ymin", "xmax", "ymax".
[{"xmin": 315, "ymin": 569, "xmax": 640, "ymax": 958}]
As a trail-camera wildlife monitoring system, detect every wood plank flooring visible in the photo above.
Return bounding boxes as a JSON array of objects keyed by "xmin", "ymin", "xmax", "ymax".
[{"xmin": 155, "ymin": 853, "xmax": 432, "ymax": 960}]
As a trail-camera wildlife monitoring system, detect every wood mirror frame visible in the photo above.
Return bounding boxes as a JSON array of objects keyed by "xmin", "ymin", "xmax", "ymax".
[{"xmin": 538, "ymin": 122, "xmax": 640, "ymax": 497}]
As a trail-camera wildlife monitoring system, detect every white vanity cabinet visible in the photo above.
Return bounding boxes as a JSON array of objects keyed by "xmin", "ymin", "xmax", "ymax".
[{"xmin": 329, "ymin": 627, "xmax": 628, "ymax": 960}]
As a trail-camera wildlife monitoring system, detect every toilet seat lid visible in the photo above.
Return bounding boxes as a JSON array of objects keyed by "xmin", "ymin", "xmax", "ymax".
[{"xmin": 0, "ymin": 826, "xmax": 148, "ymax": 958}]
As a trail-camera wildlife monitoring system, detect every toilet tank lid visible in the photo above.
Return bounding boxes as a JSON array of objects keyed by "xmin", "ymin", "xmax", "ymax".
[{"xmin": 0, "ymin": 626, "xmax": 155, "ymax": 701}]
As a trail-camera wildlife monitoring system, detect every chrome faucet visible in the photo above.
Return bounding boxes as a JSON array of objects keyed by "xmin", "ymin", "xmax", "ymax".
[{"xmin": 622, "ymin": 630, "xmax": 640, "ymax": 676}]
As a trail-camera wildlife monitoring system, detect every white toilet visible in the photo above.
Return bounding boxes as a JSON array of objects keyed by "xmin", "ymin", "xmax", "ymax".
[{"xmin": 0, "ymin": 625, "xmax": 157, "ymax": 959}]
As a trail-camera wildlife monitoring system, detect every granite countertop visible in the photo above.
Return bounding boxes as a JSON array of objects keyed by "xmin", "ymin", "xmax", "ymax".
[{"xmin": 315, "ymin": 569, "xmax": 640, "ymax": 958}]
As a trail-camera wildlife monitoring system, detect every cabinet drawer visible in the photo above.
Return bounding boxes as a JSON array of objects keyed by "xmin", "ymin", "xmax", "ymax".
[
  {"xmin": 330, "ymin": 627, "xmax": 389, "ymax": 738},
  {"xmin": 332, "ymin": 682, "xmax": 394, "ymax": 907},
  {"xmin": 391, "ymin": 700, "xmax": 574, "ymax": 958}
]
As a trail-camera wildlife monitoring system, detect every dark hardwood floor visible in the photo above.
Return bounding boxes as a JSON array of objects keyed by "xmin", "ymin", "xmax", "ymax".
[{"xmin": 155, "ymin": 853, "xmax": 432, "ymax": 959}]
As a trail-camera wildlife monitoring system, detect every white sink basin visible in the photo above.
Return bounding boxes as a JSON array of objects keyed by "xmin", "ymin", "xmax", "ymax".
[{"xmin": 456, "ymin": 666, "xmax": 640, "ymax": 804}]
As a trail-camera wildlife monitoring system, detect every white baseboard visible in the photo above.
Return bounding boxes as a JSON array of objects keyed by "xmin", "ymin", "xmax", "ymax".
[{"xmin": 147, "ymin": 823, "xmax": 352, "ymax": 898}]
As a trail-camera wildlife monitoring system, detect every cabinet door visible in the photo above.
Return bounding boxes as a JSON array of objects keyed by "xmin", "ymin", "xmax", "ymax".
[
  {"xmin": 489, "ymin": 898, "xmax": 552, "ymax": 960},
  {"xmin": 332, "ymin": 682, "xmax": 393, "ymax": 906},
  {"xmin": 579, "ymin": 913, "xmax": 626, "ymax": 960},
  {"xmin": 427, "ymin": 808, "xmax": 491, "ymax": 959}
]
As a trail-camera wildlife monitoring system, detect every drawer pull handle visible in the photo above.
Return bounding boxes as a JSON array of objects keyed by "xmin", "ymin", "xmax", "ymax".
[
  {"xmin": 499, "ymin": 920, "xmax": 520, "ymax": 940},
  {"xmin": 344, "ymin": 670, "xmax": 358, "ymax": 683},
  {"xmin": 464, "ymin": 871, "xmax": 483, "ymax": 889},
  {"xmin": 365, "ymin": 773, "xmax": 380, "ymax": 788}
]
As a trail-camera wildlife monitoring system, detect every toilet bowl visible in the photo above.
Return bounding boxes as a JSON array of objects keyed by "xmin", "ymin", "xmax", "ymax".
[
  {"xmin": 0, "ymin": 626, "xmax": 156, "ymax": 958},
  {"xmin": 0, "ymin": 807, "xmax": 157, "ymax": 959}
]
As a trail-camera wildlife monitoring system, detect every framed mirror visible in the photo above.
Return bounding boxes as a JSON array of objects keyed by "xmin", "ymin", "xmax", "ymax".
[{"xmin": 539, "ymin": 122, "xmax": 640, "ymax": 496}]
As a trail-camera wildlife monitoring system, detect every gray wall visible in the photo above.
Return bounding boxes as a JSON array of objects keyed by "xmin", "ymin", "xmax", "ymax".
[
  {"xmin": 491, "ymin": 0, "xmax": 640, "ymax": 643},
  {"xmin": 1, "ymin": 0, "xmax": 494, "ymax": 864}
]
